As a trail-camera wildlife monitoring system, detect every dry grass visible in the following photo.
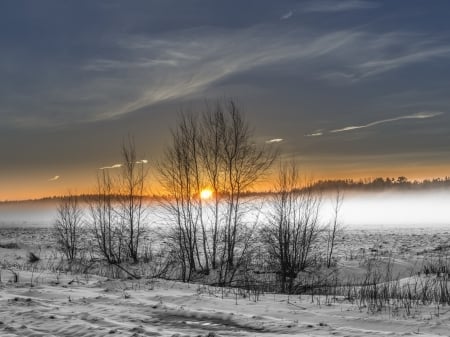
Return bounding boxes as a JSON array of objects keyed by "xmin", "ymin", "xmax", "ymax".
[{"xmin": 0, "ymin": 242, "xmax": 20, "ymax": 249}]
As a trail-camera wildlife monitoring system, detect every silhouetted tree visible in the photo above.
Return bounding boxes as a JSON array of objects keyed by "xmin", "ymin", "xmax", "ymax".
[
  {"xmin": 89, "ymin": 170, "xmax": 124, "ymax": 264},
  {"xmin": 159, "ymin": 113, "xmax": 204, "ymax": 281},
  {"xmin": 217, "ymin": 101, "xmax": 275, "ymax": 284},
  {"xmin": 53, "ymin": 194, "xmax": 84, "ymax": 262},
  {"xmin": 397, "ymin": 176, "xmax": 408, "ymax": 184},
  {"xmin": 261, "ymin": 161, "xmax": 322, "ymax": 293},
  {"xmin": 88, "ymin": 138, "xmax": 148, "ymax": 266},
  {"xmin": 159, "ymin": 100, "xmax": 276, "ymax": 284},
  {"xmin": 326, "ymin": 188, "xmax": 344, "ymax": 268},
  {"xmin": 118, "ymin": 136, "xmax": 148, "ymax": 263}
]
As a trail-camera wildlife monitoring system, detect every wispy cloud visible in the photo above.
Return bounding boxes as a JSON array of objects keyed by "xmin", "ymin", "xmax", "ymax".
[
  {"xmin": 302, "ymin": 0, "xmax": 379, "ymax": 13},
  {"xmin": 82, "ymin": 58, "xmax": 178, "ymax": 72},
  {"xmin": 330, "ymin": 111, "xmax": 444, "ymax": 133},
  {"xmin": 88, "ymin": 28, "xmax": 366, "ymax": 121},
  {"xmin": 82, "ymin": 29, "xmax": 450, "ymax": 123},
  {"xmin": 280, "ymin": 10, "xmax": 293, "ymax": 20},
  {"xmin": 99, "ymin": 164, "xmax": 122, "ymax": 170},
  {"xmin": 305, "ymin": 111, "xmax": 443, "ymax": 137},
  {"xmin": 48, "ymin": 175, "xmax": 60, "ymax": 181},
  {"xmin": 319, "ymin": 37, "xmax": 450, "ymax": 83},
  {"xmin": 6, "ymin": 23, "xmax": 450, "ymax": 128},
  {"xmin": 99, "ymin": 160, "xmax": 147, "ymax": 169},
  {"xmin": 355, "ymin": 47, "xmax": 450, "ymax": 79},
  {"xmin": 266, "ymin": 138, "xmax": 283, "ymax": 143},
  {"xmin": 306, "ymin": 131, "xmax": 324, "ymax": 137}
]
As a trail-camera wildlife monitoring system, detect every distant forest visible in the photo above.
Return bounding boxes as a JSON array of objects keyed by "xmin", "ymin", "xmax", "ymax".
[
  {"xmin": 2, "ymin": 176, "xmax": 450, "ymax": 204},
  {"xmin": 311, "ymin": 176, "xmax": 450, "ymax": 192}
]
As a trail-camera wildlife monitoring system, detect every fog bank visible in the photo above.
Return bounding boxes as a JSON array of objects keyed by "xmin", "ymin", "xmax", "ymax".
[
  {"xmin": 1, "ymin": 190, "xmax": 449, "ymax": 229},
  {"xmin": 334, "ymin": 190, "xmax": 450, "ymax": 229}
]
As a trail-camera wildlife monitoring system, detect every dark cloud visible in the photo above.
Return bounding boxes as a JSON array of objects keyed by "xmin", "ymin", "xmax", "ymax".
[{"xmin": 1, "ymin": 0, "xmax": 450, "ymax": 199}]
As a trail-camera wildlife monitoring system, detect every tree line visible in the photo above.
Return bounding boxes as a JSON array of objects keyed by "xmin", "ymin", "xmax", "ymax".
[{"xmin": 312, "ymin": 176, "xmax": 450, "ymax": 191}]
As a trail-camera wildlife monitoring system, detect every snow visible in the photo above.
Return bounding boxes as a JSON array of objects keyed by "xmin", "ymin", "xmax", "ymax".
[{"xmin": 0, "ymin": 270, "xmax": 449, "ymax": 336}]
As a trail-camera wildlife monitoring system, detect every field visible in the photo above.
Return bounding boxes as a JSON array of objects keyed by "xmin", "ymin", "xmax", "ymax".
[{"xmin": 2, "ymin": 227, "xmax": 450, "ymax": 336}]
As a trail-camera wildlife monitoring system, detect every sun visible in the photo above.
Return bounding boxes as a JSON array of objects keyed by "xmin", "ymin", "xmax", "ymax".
[{"xmin": 200, "ymin": 188, "xmax": 213, "ymax": 200}]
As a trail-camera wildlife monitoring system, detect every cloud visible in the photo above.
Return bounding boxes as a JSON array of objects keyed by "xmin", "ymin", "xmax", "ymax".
[
  {"xmin": 306, "ymin": 131, "xmax": 324, "ymax": 137},
  {"xmin": 100, "ymin": 160, "xmax": 147, "ymax": 169},
  {"xmin": 354, "ymin": 46, "xmax": 450, "ymax": 79},
  {"xmin": 280, "ymin": 11, "xmax": 293, "ymax": 20},
  {"xmin": 5, "ymin": 22, "xmax": 450, "ymax": 128},
  {"xmin": 305, "ymin": 111, "xmax": 443, "ymax": 136},
  {"xmin": 319, "ymin": 37, "xmax": 450, "ymax": 83},
  {"xmin": 48, "ymin": 175, "xmax": 60, "ymax": 181},
  {"xmin": 266, "ymin": 138, "xmax": 283, "ymax": 143},
  {"xmin": 302, "ymin": 0, "xmax": 379, "ymax": 13},
  {"xmin": 330, "ymin": 111, "xmax": 444, "ymax": 133},
  {"xmin": 80, "ymin": 30, "xmax": 450, "ymax": 123},
  {"xmin": 89, "ymin": 28, "xmax": 366, "ymax": 121},
  {"xmin": 82, "ymin": 58, "xmax": 178, "ymax": 72},
  {"xmin": 317, "ymin": 32, "xmax": 450, "ymax": 84},
  {"xmin": 99, "ymin": 164, "xmax": 122, "ymax": 170}
]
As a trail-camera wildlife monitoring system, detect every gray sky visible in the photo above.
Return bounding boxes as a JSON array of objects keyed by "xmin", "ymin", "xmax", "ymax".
[{"xmin": 1, "ymin": 0, "xmax": 450, "ymax": 199}]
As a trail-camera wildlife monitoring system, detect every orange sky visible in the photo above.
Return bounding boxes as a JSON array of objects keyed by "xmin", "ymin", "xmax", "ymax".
[
  {"xmin": 2, "ymin": 162, "xmax": 449, "ymax": 201},
  {"xmin": 2, "ymin": 2, "xmax": 450, "ymax": 202}
]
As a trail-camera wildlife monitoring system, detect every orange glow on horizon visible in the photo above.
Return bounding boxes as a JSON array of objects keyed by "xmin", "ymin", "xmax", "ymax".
[{"xmin": 2, "ymin": 164, "xmax": 450, "ymax": 201}]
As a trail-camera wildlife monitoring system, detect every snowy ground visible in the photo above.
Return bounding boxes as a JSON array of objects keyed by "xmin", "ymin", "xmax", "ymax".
[
  {"xmin": 1, "ymin": 270, "xmax": 450, "ymax": 337},
  {"xmin": 2, "ymin": 227, "xmax": 450, "ymax": 336}
]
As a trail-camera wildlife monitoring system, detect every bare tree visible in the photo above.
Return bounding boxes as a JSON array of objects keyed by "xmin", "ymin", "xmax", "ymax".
[
  {"xmin": 326, "ymin": 188, "xmax": 344, "ymax": 268},
  {"xmin": 53, "ymin": 194, "xmax": 84, "ymax": 262},
  {"xmin": 198, "ymin": 104, "xmax": 224, "ymax": 270},
  {"xmin": 159, "ymin": 113, "xmax": 204, "ymax": 281},
  {"xmin": 216, "ymin": 101, "xmax": 275, "ymax": 284},
  {"xmin": 89, "ymin": 138, "xmax": 149, "ymax": 265},
  {"xmin": 159, "ymin": 100, "xmax": 276, "ymax": 284},
  {"xmin": 89, "ymin": 170, "xmax": 124, "ymax": 264},
  {"xmin": 118, "ymin": 136, "xmax": 148, "ymax": 263},
  {"xmin": 262, "ymin": 161, "xmax": 322, "ymax": 293}
]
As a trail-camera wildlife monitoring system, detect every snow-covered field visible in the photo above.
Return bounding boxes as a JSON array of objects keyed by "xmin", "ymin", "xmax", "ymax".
[
  {"xmin": 1, "ymin": 270, "xmax": 450, "ymax": 337},
  {"xmin": 2, "ymin": 192, "xmax": 450, "ymax": 336},
  {"xmin": 1, "ymin": 226, "xmax": 450, "ymax": 336}
]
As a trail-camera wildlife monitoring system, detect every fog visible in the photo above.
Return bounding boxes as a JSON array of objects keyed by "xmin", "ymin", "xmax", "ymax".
[
  {"xmin": 0, "ymin": 190, "xmax": 449, "ymax": 229},
  {"xmin": 336, "ymin": 190, "xmax": 450, "ymax": 229},
  {"xmin": 0, "ymin": 201, "xmax": 57, "ymax": 228}
]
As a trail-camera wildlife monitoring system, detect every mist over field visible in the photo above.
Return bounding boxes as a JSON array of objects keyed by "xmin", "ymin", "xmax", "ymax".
[
  {"xmin": 336, "ymin": 190, "xmax": 450, "ymax": 228},
  {"xmin": 0, "ymin": 201, "xmax": 57, "ymax": 227},
  {"xmin": 1, "ymin": 190, "xmax": 449, "ymax": 229}
]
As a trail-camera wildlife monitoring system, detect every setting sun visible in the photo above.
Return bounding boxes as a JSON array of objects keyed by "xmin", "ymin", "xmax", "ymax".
[{"xmin": 200, "ymin": 188, "xmax": 213, "ymax": 200}]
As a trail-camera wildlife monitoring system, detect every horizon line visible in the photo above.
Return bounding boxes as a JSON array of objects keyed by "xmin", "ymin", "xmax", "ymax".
[{"xmin": 2, "ymin": 174, "xmax": 450, "ymax": 203}]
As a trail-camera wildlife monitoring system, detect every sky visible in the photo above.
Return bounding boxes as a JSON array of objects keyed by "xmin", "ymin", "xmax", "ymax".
[{"xmin": 1, "ymin": 0, "xmax": 450, "ymax": 200}]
